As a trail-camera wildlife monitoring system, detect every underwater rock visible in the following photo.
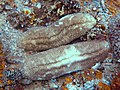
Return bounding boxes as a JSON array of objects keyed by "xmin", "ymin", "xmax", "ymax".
[{"xmin": 18, "ymin": 12, "xmax": 96, "ymax": 51}]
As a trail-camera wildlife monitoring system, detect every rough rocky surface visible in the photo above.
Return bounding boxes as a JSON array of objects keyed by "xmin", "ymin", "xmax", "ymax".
[
  {"xmin": 0, "ymin": 0, "xmax": 120, "ymax": 89},
  {"xmin": 108, "ymin": 13, "xmax": 120, "ymax": 60}
]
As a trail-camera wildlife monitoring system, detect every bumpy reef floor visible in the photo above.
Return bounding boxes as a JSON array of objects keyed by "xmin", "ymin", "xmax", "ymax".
[{"xmin": 0, "ymin": 0, "xmax": 120, "ymax": 90}]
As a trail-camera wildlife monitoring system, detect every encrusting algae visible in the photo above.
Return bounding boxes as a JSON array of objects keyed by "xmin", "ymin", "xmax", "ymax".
[
  {"xmin": 105, "ymin": 0, "xmax": 120, "ymax": 16},
  {"xmin": 0, "ymin": 41, "xmax": 5, "ymax": 89}
]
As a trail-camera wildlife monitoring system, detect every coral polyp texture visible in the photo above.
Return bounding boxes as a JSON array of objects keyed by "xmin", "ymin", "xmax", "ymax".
[
  {"xmin": 18, "ymin": 12, "xmax": 96, "ymax": 51},
  {"xmin": 0, "ymin": 0, "xmax": 120, "ymax": 89},
  {"xmin": 22, "ymin": 40, "xmax": 109, "ymax": 80}
]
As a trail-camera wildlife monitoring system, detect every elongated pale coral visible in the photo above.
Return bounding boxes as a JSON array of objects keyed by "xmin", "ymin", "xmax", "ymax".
[
  {"xmin": 21, "ymin": 40, "xmax": 110, "ymax": 80},
  {"xmin": 18, "ymin": 12, "xmax": 96, "ymax": 51}
]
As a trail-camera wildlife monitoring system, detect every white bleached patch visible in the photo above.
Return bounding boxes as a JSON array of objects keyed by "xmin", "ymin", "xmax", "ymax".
[
  {"xmin": 55, "ymin": 24, "xmax": 59, "ymax": 26},
  {"xmin": 79, "ymin": 27, "xmax": 82, "ymax": 30},
  {"xmin": 58, "ymin": 46, "xmax": 81, "ymax": 61},
  {"xmin": 58, "ymin": 21, "xmax": 63, "ymax": 25},
  {"xmin": 69, "ymin": 15, "xmax": 75, "ymax": 21},
  {"xmin": 59, "ymin": 14, "xmax": 73, "ymax": 21},
  {"xmin": 55, "ymin": 22, "xmax": 63, "ymax": 26},
  {"xmin": 73, "ymin": 25, "xmax": 79, "ymax": 29},
  {"xmin": 48, "ymin": 46, "xmax": 89, "ymax": 68}
]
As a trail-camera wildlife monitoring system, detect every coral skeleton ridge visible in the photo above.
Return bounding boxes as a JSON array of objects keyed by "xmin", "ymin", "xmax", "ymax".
[
  {"xmin": 18, "ymin": 12, "xmax": 96, "ymax": 51},
  {"xmin": 22, "ymin": 40, "xmax": 110, "ymax": 80}
]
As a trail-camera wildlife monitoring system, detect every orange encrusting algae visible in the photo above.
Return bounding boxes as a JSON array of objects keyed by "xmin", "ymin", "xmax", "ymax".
[
  {"xmin": 60, "ymin": 69, "xmax": 120, "ymax": 89},
  {"xmin": 61, "ymin": 86, "xmax": 69, "ymax": 90},
  {"xmin": 97, "ymin": 82, "xmax": 111, "ymax": 90},
  {"xmin": 105, "ymin": 0, "xmax": 120, "ymax": 16},
  {"xmin": 81, "ymin": 69, "xmax": 103, "ymax": 81},
  {"xmin": 24, "ymin": 10, "xmax": 31, "ymax": 15},
  {"xmin": 31, "ymin": 0, "xmax": 38, "ymax": 3},
  {"xmin": 0, "ymin": 41, "xmax": 6, "ymax": 89},
  {"xmin": 65, "ymin": 77, "xmax": 73, "ymax": 85},
  {"xmin": 111, "ymin": 73, "xmax": 120, "ymax": 90},
  {"xmin": 0, "ymin": 41, "xmax": 14, "ymax": 89}
]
